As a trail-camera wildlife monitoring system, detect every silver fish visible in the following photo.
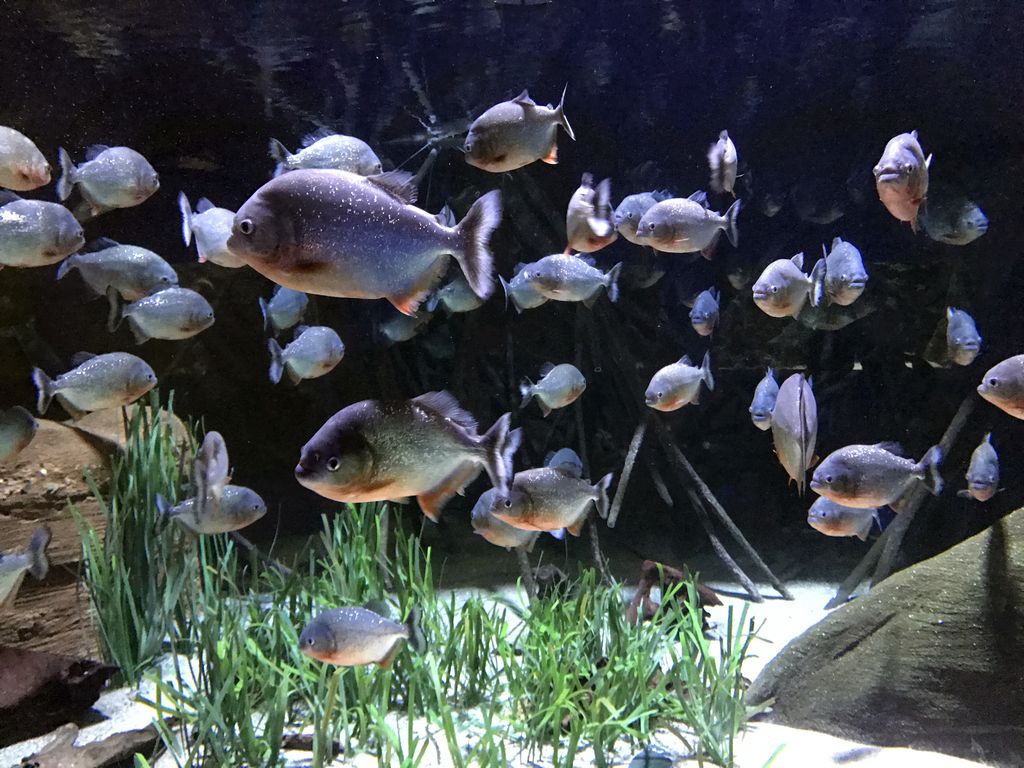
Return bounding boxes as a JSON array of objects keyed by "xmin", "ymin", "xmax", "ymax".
[
  {"xmin": 946, "ymin": 307, "xmax": 982, "ymax": 366},
  {"xmin": 299, "ymin": 605, "xmax": 424, "ymax": 668},
  {"xmin": 378, "ymin": 308, "xmax": 432, "ymax": 344},
  {"xmin": 0, "ymin": 406, "xmax": 37, "ymax": 463},
  {"xmin": 32, "ymin": 352, "xmax": 157, "ymax": 419},
  {"xmin": 807, "ymin": 498, "xmax": 878, "ymax": 541},
  {"xmin": 810, "ymin": 237, "xmax": 868, "ymax": 307},
  {"xmin": 56, "ymin": 239, "xmax": 178, "ymax": 300},
  {"xmin": 107, "ymin": 286, "xmax": 214, "ymax": 344},
  {"xmin": 634, "ymin": 193, "xmax": 740, "ymax": 255},
  {"xmin": 958, "ymin": 432, "xmax": 999, "ymax": 502},
  {"xmin": 0, "ymin": 126, "xmax": 50, "ymax": 190},
  {"xmin": 427, "ymin": 273, "xmax": 485, "ymax": 314},
  {"xmin": 0, "ymin": 197, "xmax": 84, "ymax": 269},
  {"xmin": 872, "ymin": 131, "xmax": 931, "ymax": 232},
  {"xmin": 752, "ymin": 252, "xmax": 812, "ymax": 319},
  {"xmin": 156, "ymin": 485, "xmax": 266, "ymax": 534},
  {"xmin": 0, "ymin": 527, "xmax": 49, "ymax": 612},
  {"xmin": 499, "ymin": 263, "xmax": 549, "ymax": 313},
  {"xmin": 521, "ymin": 254, "xmax": 621, "ymax": 306},
  {"xmin": 228, "ymin": 170, "xmax": 501, "ymax": 316},
  {"xmin": 749, "ymin": 367, "xmax": 779, "ymax": 431},
  {"xmin": 178, "ymin": 193, "xmax": 245, "ymax": 268},
  {"xmin": 471, "ymin": 488, "xmax": 541, "ymax": 551},
  {"xmin": 771, "ymin": 373, "xmax": 817, "ymax": 494},
  {"xmin": 707, "ymin": 130, "xmax": 738, "ymax": 195},
  {"xmin": 811, "ymin": 442, "xmax": 943, "ymax": 508},
  {"xmin": 192, "ymin": 431, "xmax": 230, "ymax": 516},
  {"xmin": 259, "ymin": 286, "xmax": 309, "ymax": 334},
  {"xmin": 689, "ymin": 288, "xmax": 720, "ymax": 336},
  {"xmin": 295, "ymin": 391, "xmax": 522, "ymax": 522},
  {"xmin": 566, "ymin": 173, "xmax": 617, "ymax": 253},
  {"xmin": 613, "ymin": 190, "xmax": 671, "ymax": 245},
  {"xmin": 464, "ymin": 87, "xmax": 575, "ymax": 173},
  {"xmin": 57, "ymin": 145, "xmax": 159, "ymax": 216},
  {"xmin": 268, "ymin": 325, "xmax": 345, "ymax": 384},
  {"xmin": 488, "ymin": 461, "xmax": 613, "ymax": 537},
  {"xmin": 978, "ymin": 355, "xmax": 1024, "ymax": 419},
  {"xmin": 645, "ymin": 351, "xmax": 714, "ymax": 412},
  {"xmin": 270, "ymin": 130, "xmax": 382, "ymax": 177},
  {"xmin": 919, "ymin": 193, "xmax": 988, "ymax": 246},
  {"xmin": 520, "ymin": 363, "xmax": 586, "ymax": 417}
]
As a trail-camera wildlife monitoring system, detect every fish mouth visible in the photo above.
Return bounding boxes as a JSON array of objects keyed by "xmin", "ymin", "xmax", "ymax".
[
  {"xmin": 958, "ymin": 341, "xmax": 981, "ymax": 352},
  {"xmin": 752, "ymin": 288, "xmax": 768, "ymax": 301},
  {"xmin": 873, "ymin": 165, "xmax": 905, "ymax": 183},
  {"xmin": 845, "ymin": 278, "xmax": 867, "ymax": 290},
  {"xmin": 809, "ymin": 478, "xmax": 824, "ymax": 491}
]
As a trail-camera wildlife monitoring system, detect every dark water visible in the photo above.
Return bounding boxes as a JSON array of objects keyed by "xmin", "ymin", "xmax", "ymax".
[{"xmin": 2, "ymin": 0, "xmax": 1023, "ymax": 566}]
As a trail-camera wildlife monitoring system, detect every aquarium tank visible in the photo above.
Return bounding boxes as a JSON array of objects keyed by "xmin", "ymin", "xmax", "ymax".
[{"xmin": 1, "ymin": 1, "xmax": 1022, "ymax": 766}]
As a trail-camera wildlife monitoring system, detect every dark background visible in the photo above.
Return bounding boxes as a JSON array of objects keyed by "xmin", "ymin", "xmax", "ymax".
[{"xmin": 1, "ymin": 0, "xmax": 1022, "ymax": 575}]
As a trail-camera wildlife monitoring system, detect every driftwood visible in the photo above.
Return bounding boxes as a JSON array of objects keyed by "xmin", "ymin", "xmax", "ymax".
[
  {"xmin": 19, "ymin": 723, "xmax": 161, "ymax": 768},
  {"xmin": 625, "ymin": 559, "xmax": 722, "ymax": 625}
]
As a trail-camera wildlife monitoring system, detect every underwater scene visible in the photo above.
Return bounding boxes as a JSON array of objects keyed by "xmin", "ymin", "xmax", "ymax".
[{"xmin": 1, "ymin": 0, "xmax": 1023, "ymax": 766}]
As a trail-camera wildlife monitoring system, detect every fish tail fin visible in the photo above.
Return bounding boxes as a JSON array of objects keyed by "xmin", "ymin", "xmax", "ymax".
[
  {"xmin": 55, "ymin": 254, "xmax": 76, "ymax": 281},
  {"xmin": 405, "ymin": 606, "xmax": 426, "ymax": 654},
  {"xmin": 595, "ymin": 472, "xmax": 614, "ymax": 519},
  {"xmin": 701, "ymin": 350, "xmax": 715, "ymax": 391},
  {"xmin": 498, "ymin": 275, "xmax": 516, "ymax": 312},
  {"xmin": 56, "ymin": 147, "xmax": 76, "ymax": 201},
  {"xmin": 809, "ymin": 257, "xmax": 827, "ymax": 307},
  {"xmin": 268, "ymin": 138, "xmax": 293, "ymax": 177},
  {"xmin": 919, "ymin": 445, "xmax": 944, "ymax": 495},
  {"xmin": 26, "ymin": 526, "xmax": 50, "ymax": 580},
  {"xmin": 31, "ymin": 367, "xmax": 55, "ymax": 415},
  {"xmin": 105, "ymin": 286, "xmax": 125, "ymax": 332},
  {"xmin": 177, "ymin": 191, "xmax": 194, "ymax": 248},
  {"xmin": 587, "ymin": 178, "xmax": 614, "ymax": 237},
  {"xmin": 555, "ymin": 83, "xmax": 575, "ymax": 140},
  {"xmin": 723, "ymin": 198, "xmax": 741, "ymax": 247},
  {"xmin": 453, "ymin": 189, "xmax": 502, "ymax": 301},
  {"xmin": 267, "ymin": 338, "xmax": 285, "ymax": 384},
  {"xmin": 480, "ymin": 413, "xmax": 521, "ymax": 497},
  {"xmin": 258, "ymin": 297, "xmax": 272, "ymax": 332},
  {"xmin": 154, "ymin": 494, "xmax": 176, "ymax": 521},
  {"xmin": 518, "ymin": 377, "xmax": 534, "ymax": 408},
  {"xmin": 603, "ymin": 262, "xmax": 622, "ymax": 303}
]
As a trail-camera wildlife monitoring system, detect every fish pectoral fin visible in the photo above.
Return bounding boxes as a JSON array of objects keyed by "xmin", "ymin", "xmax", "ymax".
[
  {"xmin": 541, "ymin": 143, "xmax": 559, "ymax": 165},
  {"xmin": 389, "ymin": 257, "xmax": 449, "ymax": 317},
  {"xmin": 417, "ymin": 462, "xmax": 482, "ymax": 522}
]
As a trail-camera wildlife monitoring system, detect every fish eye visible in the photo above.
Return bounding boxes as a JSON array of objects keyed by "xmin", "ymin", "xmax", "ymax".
[
  {"xmin": 626, "ymin": 212, "xmax": 634, "ymax": 220},
  {"xmin": 239, "ymin": 219, "xmax": 255, "ymax": 235},
  {"xmin": 988, "ymin": 378, "xmax": 999, "ymax": 387},
  {"xmin": 304, "ymin": 637, "xmax": 315, "ymax": 647},
  {"xmin": 326, "ymin": 457, "xmax": 341, "ymax": 472},
  {"xmin": 503, "ymin": 499, "xmax": 512, "ymax": 508},
  {"xmin": 825, "ymin": 475, "xmax": 834, "ymax": 483},
  {"xmin": 770, "ymin": 285, "xmax": 779, "ymax": 294},
  {"xmin": 656, "ymin": 391, "xmax": 663, "ymax": 399},
  {"xmin": 648, "ymin": 222, "xmax": 656, "ymax": 230}
]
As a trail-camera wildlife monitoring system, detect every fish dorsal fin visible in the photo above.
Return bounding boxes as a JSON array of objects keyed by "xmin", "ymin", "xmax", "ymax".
[
  {"xmin": 791, "ymin": 251, "xmax": 804, "ymax": 269},
  {"xmin": 653, "ymin": 189, "xmax": 673, "ymax": 201},
  {"xmin": 925, "ymin": 153, "xmax": 933, "ymax": 169},
  {"xmin": 678, "ymin": 354, "xmax": 692, "ymax": 367},
  {"xmin": 983, "ymin": 432, "xmax": 993, "ymax": 445},
  {"xmin": 367, "ymin": 170, "xmax": 418, "ymax": 205},
  {"xmin": 572, "ymin": 254, "xmax": 596, "ymax": 267},
  {"xmin": 0, "ymin": 190, "xmax": 22, "ymax": 205},
  {"xmin": 539, "ymin": 362, "xmax": 557, "ymax": 377},
  {"xmin": 301, "ymin": 126, "xmax": 336, "ymax": 147},
  {"xmin": 513, "ymin": 89, "xmax": 536, "ymax": 106},
  {"xmin": 579, "ymin": 172, "xmax": 594, "ymax": 189},
  {"xmin": 720, "ymin": 129, "xmax": 729, "ymax": 141},
  {"xmin": 196, "ymin": 197, "xmax": 216, "ymax": 213},
  {"xmin": 946, "ymin": 306, "xmax": 957, "ymax": 320},
  {"xmin": 512, "ymin": 262, "xmax": 527, "ymax": 274},
  {"xmin": 82, "ymin": 236, "xmax": 121, "ymax": 252},
  {"xmin": 70, "ymin": 351, "xmax": 97, "ymax": 366},
  {"xmin": 362, "ymin": 598, "xmax": 392, "ymax": 618},
  {"xmin": 85, "ymin": 144, "xmax": 111, "ymax": 161},
  {"xmin": 831, "ymin": 236, "xmax": 843, "ymax": 249},
  {"xmin": 413, "ymin": 391, "xmax": 478, "ymax": 431},
  {"xmin": 293, "ymin": 324, "xmax": 310, "ymax": 338},
  {"xmin": 873, "ymin": 441, "xmax": 904, "ymax": 456},
  {"xmin": 687, "ymin": 190, "xmax": 709, "ymax": 207}
]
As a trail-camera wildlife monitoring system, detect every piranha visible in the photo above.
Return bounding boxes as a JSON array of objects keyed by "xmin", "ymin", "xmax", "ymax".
[
  {"xmin": 945, "ymin": 307, "xmax": 982, "ymax": 366},
  {"xmin": 57, "ymin": 145, "xmax": 160, "ymax": 217},
  {"xmin": 810, "ymin": 237, "xmax": 868, "ymax": 307},
  {"xmin": 978, "ymin": 355, "xmax": 1024, "ymax": 419},
  {"xmin": 919, "ymin": 192, "xmax": 988, "ymax": 246},
  {"xmin": 645, "ymin": 351, "xmax": 714, "ymax": 412},
  {"xmin": 752, "ymin": 253, "xmax": 813, "ymax": 319},
  {"xmin": 299, "ymin": 605, "xmax": 424, "ymax": 668},
  {"xmin": 377, "ymin": 308, "xmax": 432, "ymax": 345},
  {"xmin": 689, "ymin": 288, "xmax": 720, "ymax": 337},
  {"xmin": 32, "ymin": 352, "xmax": 157, "ymax": 420},
  {"xmin": 707, "ymin": 130, "xmax": 738, "ymax": 196},
  {"xmin": 748, "ymin": 368, "xmax": 779, "ymax": 431},
  {"xmin": 806, "ymin": 498, "xmax": 878, "ymax": 541},
  {"xmin": 269, "ymin": 129, "xmax": 382, "ymax": 177},
  {"xmin": 521, "ymin": 254, "xmax": 621, "ymax": 307},
  {"xmin": 958, "ymin": 432, "xmax": 1000, "ymax": 502},
  {"xmin": 811, "ymin": 442, "xmax": 943, "ymax": 508},
  {"xmin": 259, "ymin": 286, "xmax": 308, "ymax": 335},
  {"xmin": 565, "ymin": 173, "xmax": 617, "ymax": 253},
  {"xmin": 499, "ymin": 263, "xmax": 549, "ymax": 313},
  {"xmin": 471, "ymin": 488, "xmax": 541, "ymax": 551},
  {"xmin": 634, "ymin": 192, "xmax": 740, "ymax": 256},
  {"xmin": 872, "ymin": 130, "xmax": 931, "ymax": 232},
  {"xmin": 0, "ymin": 194, "xmax": 84, "ymax": 269},
  {"xmin": 0, "ymin": 527, "xmax": 50, "ymax": 612},
  {"xmin": 178, "ymin": 193, "xmax": 245, "ymax": 268},
  {"xmin": 192, "ymin": 430, "xmax": 230, "ymax": 517},
  {"xmin": 57, "ymin": 239, "xmax": 178, "ymax": 301},
  {"xmin": 0, "ymin": 126, "xmax": 50, "ymax": 190},
  {"xmin": 464, "ymin": 87, "xmax": 575, "ymax": 173},
  {"xmin": 295, "ymin": 391, "xmax": 522, "ymax": 522},
  {"xmin": 427, "ymin": 273, "xmax": 485, "ymax": 314},
  {"xmin": 771, "ymin": 373, "xmax": 817, "ymax": 494},
  {"xmin": 106, "ymin": 286, "xmax": 215, "ymax": 344},
  {"xmin": 268, "ymin": 325, "xmax": 345, "ymax": 385},
  {"xmin": 156, "ymin": 485, "xmax": 266, "ymax": 534},
  {"xmin": 613, "ymin": 190, "xmax": 672, "ymax": 245},
  {"xmin": 520, "ymin": 363, "xmax": 586, "ymax": 417},
  {"xmin": 0, "ymin": 406, "xmax": 37, "ymax": 463},
  {"xmin": 228, "ymin": 170, "xmax": 501, "ymax": 316}
]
